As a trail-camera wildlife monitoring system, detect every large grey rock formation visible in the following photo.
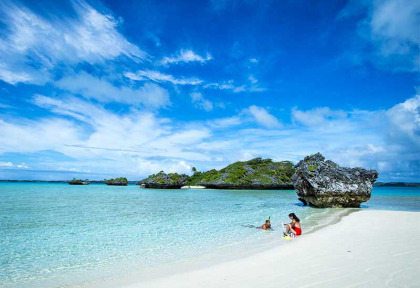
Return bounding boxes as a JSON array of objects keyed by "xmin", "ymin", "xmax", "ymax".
[{"xmin": 292, "ymin": 153, "xmax": 378, "ymax": 207}]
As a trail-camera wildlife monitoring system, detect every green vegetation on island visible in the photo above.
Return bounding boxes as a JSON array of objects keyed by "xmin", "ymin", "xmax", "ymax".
[
  {"xmin": 138, "ymin": 158, "xmax": 296, "ymax": 189},
  {"xmin": 68, "ymin": 178, "xmax": 90, "ymax": 185},
  {"xmin": 137, "ymin": 171, "xmax": 188, "ymax": 189},
  {"xmin": 189, "ymin": 158, "xmax": 295, "ymax": 189},
  {"xmin": 105, "ymin": 177, "xmax": 128, "ymax": 186}
]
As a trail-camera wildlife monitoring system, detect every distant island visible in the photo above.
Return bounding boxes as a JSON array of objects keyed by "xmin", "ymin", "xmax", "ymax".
[
  {"xmin": 104, "ymin": 177, "xmax": 128, "ymax": 186},
  {"xmin": 373, "ymin": 182, "xmax": 420, "ymax": 187},
  {"xmin": 137, "ymin": 172, "xmax": 188, "ymax": 189},
  {"xmin": 137, "ymin": 157, "xmax": 296, "ymax": 189},
  {"xmin": 68, "ymin": 178, "xmax": 90, "ymax": 185}
]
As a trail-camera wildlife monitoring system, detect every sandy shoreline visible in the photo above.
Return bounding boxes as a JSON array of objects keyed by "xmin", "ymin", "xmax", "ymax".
[{"xmin": 112, "ymin": 210, "xmax": 420, "ymax": 288}]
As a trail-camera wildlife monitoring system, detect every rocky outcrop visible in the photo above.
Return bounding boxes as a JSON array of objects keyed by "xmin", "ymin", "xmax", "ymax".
[
  {"xmin": 292, "ymin": 153, "xmax": 378, "ymax": 207},
  {"xmin": 137, "ymin": 172, "xmax": 188, "ymax": 189}
]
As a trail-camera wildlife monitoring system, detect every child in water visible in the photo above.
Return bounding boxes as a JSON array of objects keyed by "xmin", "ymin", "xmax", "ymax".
[{"xmin": 258, "ymin": 217, "xmax": 271, "ymax": 230}]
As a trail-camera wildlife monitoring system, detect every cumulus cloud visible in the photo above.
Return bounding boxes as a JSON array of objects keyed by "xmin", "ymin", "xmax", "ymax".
[
  {"xmin": 160, "ymin": 49, "xmax": 212, "ymax": 65},
  {"xmin": 190, "ymin": 92, "xmax": 213, "ymax": 111},
  {"xmin": 125, "ymin": 70, "xmax": 202, "ymax": 85},
  {"xmin": 338, "ymin": 0, "xmax": 419, "ymax": 72},
  {"xmin": 385, "ymin": 95, "xmax": 420, "ymax": 149},
  {"xmin": 0, "ymin": 0, "xmax": 146, "ymax": 85},
  {"xmin": 55, "ymin": 72, "xmax": 170, "ymax": 108},
  {"xmin": 247, "ymin": 106, "xmax": 281, "ymax": 128}
]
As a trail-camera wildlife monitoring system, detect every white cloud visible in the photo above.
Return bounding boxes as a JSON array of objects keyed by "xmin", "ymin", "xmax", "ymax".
[
  {"xmin": 55, "ymin": 72, "xmax": 170, "ymax": 108},
  {"xmin": 247, "ymin": 106, "xmax": 281, "ymax": 128},
  {"xmin": 204, "ymin": 81, "xmax": 234, "ymax": 90},
  {"xmin": 33, "ymin": 94, "xmax": 105, "ymax": 123},
  {"xmin": 386, "ymin": 95, "xmax": 420, "ymax": 148},
  {"xmin": 207, "ymin": 116, "xmax": 242, "ymax": 129},
  {"xmin": 248, "ymin": 75, "xmax": 258, "ymax": 85},
  {"xmin": 370, "ymin": 0, "xmax": 418, "ymax": 52},
  {"xmin": 286, "ymin": 95, "xmax": 420, "ymax": 180},
  {"xmin": 0, "ymin": 0, "xmax": 146, "ymax": 85},
  {"xmin": 16, "ymin": 163, "xmax": 29, "ymax": 168},
  {"xmin": 190, "ymin": 92, "xmax": 213, "ymax": 111},
  {"xmin": 1, "ymin": 95, "xmax": 211, "ymax": 178},
  {"xmin": 0, "ymin": 62, "xmax": 49, "ymax": 85},
  {"xmin": 338, "ymin": 0, "xmax": 419, "ymax": 72},
  {"xmin": 204, "ymin": 81, "xmax": 246, "ymax": 93},
  {"xmin": 0, "ymin": 162, "xmax": 13, "ymax": 167},
  {"xmin": 161, "ymin": 49, "xmax": 212, "ymax": 65},
  {"xmin": 66, "ymin": 1, "xmax": 146, "ymax": 62},
  {"xmin": 204, "ymin": 75, "xmax": 265, "ymax": 93},
  {"xmin": 125, "ymin": 70, "xmax": 202, "ymax": 85},
  {"xmin": 0, "ymin": 117, "xmax": 85, "ymax": 154},
  {"xmin": 292, "ymin": 107, "xmax": 348, "ymax": 127},
  {"xmin": 31, "ymin": 95, "xmax": 168, "ymax": 145}
]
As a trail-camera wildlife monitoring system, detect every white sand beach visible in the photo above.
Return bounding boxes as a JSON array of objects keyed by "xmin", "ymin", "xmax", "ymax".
[{"xmin": 120, "ymin": 210, "xmax": 420, "ymax": 288}]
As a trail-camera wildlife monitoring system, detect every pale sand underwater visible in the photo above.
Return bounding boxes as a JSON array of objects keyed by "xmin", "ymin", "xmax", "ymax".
[{"xmin": 114, "ymin": 210, "xmax": 420, "ymax": 288}]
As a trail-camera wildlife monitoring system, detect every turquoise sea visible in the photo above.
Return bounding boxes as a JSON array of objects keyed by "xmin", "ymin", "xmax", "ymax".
[{"xmin": 1, "ymin": 183, "xmax": 419, "ymax": 288}]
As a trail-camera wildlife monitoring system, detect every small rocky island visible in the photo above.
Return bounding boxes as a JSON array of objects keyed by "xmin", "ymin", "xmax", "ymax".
[
  {"xmin": 105, "ymin": 177, "xmax": 128, "ymax": 186},
  {"xmin": 68, "ymin": 178, "xmax": 90, "ymax": 185},
  {"xmin": 138, "ymin": 158, "xmax": 296, "ymax": 189},
  {"xmin": 292, "ymin": 153, "xmax": 378, "ymax": 208},
  {"xmin": 137, "ymin": 172, "xmax": 188, "ymax": 189}
]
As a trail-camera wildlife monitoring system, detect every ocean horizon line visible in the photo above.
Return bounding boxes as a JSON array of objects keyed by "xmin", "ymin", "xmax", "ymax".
[{"xmin": 1, "ymin": 180, "xmax": 419, "ymax": 187}]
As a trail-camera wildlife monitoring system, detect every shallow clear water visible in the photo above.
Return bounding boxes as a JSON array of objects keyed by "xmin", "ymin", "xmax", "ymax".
[
  {"xmin": 363, "ymin": 186, "xmax": 420, "ymax": 211},
  {"xmin": 0, "ymin": 183, "xmax": 418, "ymax": 287}
]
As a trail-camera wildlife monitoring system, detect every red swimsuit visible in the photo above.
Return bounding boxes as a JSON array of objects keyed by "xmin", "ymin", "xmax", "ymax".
[{"xmin": 293, "ymin": 226, "xmax": 302, "ymax": 236}]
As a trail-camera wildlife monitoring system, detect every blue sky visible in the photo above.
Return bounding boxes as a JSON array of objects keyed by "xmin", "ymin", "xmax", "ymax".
[{"xmin": 0, "ymin": 0, "xmax": 419, "ymax": 181}]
